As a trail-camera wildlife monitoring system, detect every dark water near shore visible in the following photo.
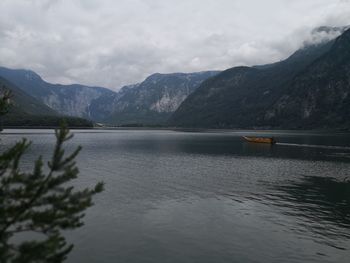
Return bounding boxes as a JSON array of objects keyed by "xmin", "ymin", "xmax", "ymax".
[{"xmin": 1, "ymin": 129, "xmax": 350, "ymax": 263}]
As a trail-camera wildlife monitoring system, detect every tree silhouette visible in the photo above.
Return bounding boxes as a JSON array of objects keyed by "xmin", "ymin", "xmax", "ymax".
[{"xmin": 0, "ymin": 88, "xmax": 103, "ymax": 262}]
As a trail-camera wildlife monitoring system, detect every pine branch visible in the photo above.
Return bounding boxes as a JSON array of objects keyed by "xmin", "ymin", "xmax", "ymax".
[{"xmin": 0, "ymin": 121, "xmax": 104, "ymax": 262}]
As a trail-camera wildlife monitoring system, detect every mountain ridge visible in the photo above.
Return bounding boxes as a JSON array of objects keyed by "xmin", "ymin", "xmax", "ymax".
[
  {"xmin": 0, "ymin": 77, "xmax": 93, "ymax": 127},
  {"xmin": 0, "ymin": 67, "xmax": 219, "ymax": 125},
  {"xmin": 169, "ymin": 28, "xmax": 350, "ymax": 129},
  {"xmin": 90, "ymin": 71, "xmax": 220, "ymax": 125},
  {"xmin": 0, "ymin": 67, "xmax": 116, "ymax": 119}
]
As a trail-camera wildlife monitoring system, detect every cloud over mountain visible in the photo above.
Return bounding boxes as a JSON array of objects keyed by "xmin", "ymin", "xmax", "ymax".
[{"xmin": 0, "ymin": 0, "xmax": 349, "ymax": 90}]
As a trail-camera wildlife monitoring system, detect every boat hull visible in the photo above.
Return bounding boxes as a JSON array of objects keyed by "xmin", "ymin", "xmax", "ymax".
[{"xmin": 243, "ymin": 136, "xmax": 276, "ymax": 144}]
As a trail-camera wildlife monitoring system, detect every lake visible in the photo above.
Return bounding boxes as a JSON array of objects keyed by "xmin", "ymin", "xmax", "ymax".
[{"xmin": 1, "ymin": 129, "xmax": 350, "ymax": 263}]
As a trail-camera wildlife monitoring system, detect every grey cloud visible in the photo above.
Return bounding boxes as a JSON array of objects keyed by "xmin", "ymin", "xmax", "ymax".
[{"xmin": 0, "ymin": 0, "xmax": 349, "ymax": 90}]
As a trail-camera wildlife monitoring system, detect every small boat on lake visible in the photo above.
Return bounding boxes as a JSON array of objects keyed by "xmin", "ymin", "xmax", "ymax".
[{"xmin": 243, "ymin": 136, "xmax": 276, "ymax": 144}]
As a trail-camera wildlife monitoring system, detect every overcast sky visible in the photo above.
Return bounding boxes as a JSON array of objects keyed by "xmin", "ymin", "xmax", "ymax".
[{"xmin": 0, "ymin": 0, "xmax": 349, "ymax": 90}]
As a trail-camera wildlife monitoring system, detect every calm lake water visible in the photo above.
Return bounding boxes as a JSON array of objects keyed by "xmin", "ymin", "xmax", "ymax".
[{"xmin": 1, "ymin": 129, "xmax": 350, "ymax": 263}]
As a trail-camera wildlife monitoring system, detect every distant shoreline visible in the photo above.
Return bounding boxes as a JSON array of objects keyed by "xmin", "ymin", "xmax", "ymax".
[
  {"xmin": 2, "ymin": 126, "xmax": 350, "ymax": 134},
  {"xmin": 1, "ymin": 126, "xmax": 94, "ymax": 130}
]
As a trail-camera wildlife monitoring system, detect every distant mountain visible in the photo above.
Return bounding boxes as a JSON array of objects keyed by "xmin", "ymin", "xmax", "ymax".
[
  {"xmin": 170, "ymin": 27, "xmax": 350, "ymax": 129},
  {"xmin": 91, "ymin": 71, "xmax": 219, "ymax": 125},
  {"xmin": 0, "ymin": 67, "xmax": 116, "ymax": 119},
  {"xmin": 0, "ymin": 77, "xmax": 92, "ymax": 127},
  {"xmin": 0, "ymin": 67, "xmax": 218, "ymax": 125},
  {"xmin": 0, "ymin": 77, "xmax": 57, "ymax": 116}
]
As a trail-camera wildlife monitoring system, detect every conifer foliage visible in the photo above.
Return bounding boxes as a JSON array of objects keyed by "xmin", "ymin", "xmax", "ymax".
[
  {"xmin": 0, "ymin": 91, "xmax": 104, "ymax": 262},
  {"xmin": 0, "ymin": 89, "xmax": 11, "ymax": 116}
]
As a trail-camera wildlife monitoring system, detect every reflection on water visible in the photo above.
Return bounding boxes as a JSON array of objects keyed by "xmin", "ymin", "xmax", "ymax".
[
  {"xmin": 262, "ymin": 176, "xmax": 350, "ymax": 250},
  {"xmin": 1, "ymin": 129, "xmax": 350, "ymax": 263},
  {"xmin": 275, "ymin": 176, "xmax": 350, "ymax": 226}
]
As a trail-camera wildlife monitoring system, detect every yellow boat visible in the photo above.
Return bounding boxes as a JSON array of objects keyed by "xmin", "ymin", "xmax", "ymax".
[{"xmin": 243, "ymin": 136, "xmax": 276, "ymax": 144}]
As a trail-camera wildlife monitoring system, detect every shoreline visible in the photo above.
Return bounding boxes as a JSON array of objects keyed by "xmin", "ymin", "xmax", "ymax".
[{"xmin": 2, "ymin": 126, "xmax": 350, "ymax": 135}]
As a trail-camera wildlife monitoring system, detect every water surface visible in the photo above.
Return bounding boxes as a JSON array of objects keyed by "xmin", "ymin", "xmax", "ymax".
[{"xmin": 1, "ymin": 129, "xmax": 350, "ymax": 263}]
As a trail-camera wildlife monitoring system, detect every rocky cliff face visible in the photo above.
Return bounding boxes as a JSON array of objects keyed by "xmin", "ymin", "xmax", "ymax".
[
  {"xmin": 170, "ymin": 27, "xmax": 350, "ymax": 129},
  {"xmin": 93, "ymin": 71, "xmax": 219, "ymax": 125},
  {"xmin": 41, "ymin": 84, "xmax": 113, "ymax": 118}
]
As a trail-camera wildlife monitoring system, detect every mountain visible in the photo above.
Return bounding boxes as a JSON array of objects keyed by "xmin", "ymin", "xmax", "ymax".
[
  {"xmin": 0, "ymin": 67, "xmax": 116, "ymax": 119},
  {"xmin": 0, "ymin": 77, "xmax": 57, "ymax": 116},
  {"xmin": 170, "ymin": 27, "xmax": 350, "ymax": 129},
  {"xmin": 0, "ymin": 77, "xmax": 93, "ymax": 127},
  {"xmin": 91, "ymin": 71, "xmax": 219, "ymax": 125},
  {"xmin": 0, "ymin": 67, "xmax": 218, "ymax": 125}
]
